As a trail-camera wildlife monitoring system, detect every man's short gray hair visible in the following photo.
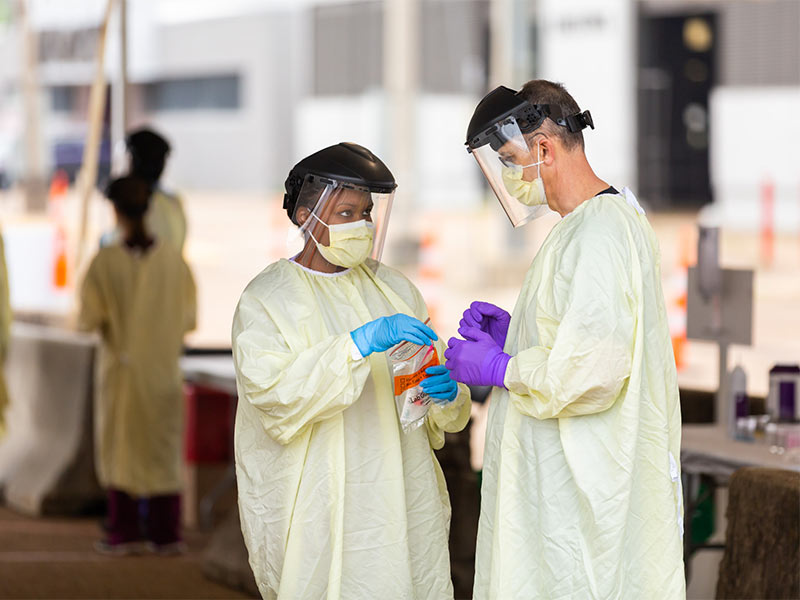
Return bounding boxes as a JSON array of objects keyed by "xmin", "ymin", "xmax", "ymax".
[{"xmin": 518, "ymin": 80, "xmax": 585, "ymax": 151}]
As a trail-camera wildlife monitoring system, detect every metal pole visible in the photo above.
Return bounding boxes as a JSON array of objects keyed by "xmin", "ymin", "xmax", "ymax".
[
  {"xmin": 383, "ymin": 0, "xmax": 418, "ymax": 231},
  {"xmin": 75, "ymin": 0, "xmax": 116, "ymax": 270},
  {"xmin": 489, "ymin": 0, "xmax": 513, "ymax": 88},
  {"xmin": 18, "ymin": 0, "xmax": 46, "ymax": 212},
  {"xmin": 111, "ymin": 0, "xmax": 128, "ymax": 176},
  {"xmin": 717, "ymin": 341, "xmax": 728, "ymax": 432}
]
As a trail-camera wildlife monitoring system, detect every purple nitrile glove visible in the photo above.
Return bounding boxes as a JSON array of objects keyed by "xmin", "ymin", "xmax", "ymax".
[
  {"xmin": 459, "ymin": 301, "xmax": 511, "ymax": 349},
  {"xmin": 444, "ymin": 326, "xmax": 511, "ymax": 388}
]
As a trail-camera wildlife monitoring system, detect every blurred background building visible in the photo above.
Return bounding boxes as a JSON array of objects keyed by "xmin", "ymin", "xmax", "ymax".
[
  {"xmin": 0, "ymin": 0, "xmax": 797, "ymax": 213},
  {"xmin": 0, "ymin": 0, "xmax": 794, "ymax": 385}
]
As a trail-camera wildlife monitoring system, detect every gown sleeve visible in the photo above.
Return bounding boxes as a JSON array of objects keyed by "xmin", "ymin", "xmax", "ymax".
[
  {"xmin": 505, "ymin": 228, "xmax": 636, "ymax": 420},
  {"xmin": 77, "ymin": 256, "xmax": 106, "ymax": 332},
  {"xmin": 232, "ymin": 288, "xmax": 372, "ymax": 445},
  {"xmin": 0, "ymin": 234, "xmax": 11, "ymax": 360},
  {"xmin": 172, "ymin": 194, "xmax": 188, "ymax": 252},
  {"xmin": 181, "ymin": 259, "xmax": 197, "ymax": 334}
]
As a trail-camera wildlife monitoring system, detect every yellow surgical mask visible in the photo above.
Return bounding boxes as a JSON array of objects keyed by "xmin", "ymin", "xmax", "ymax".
[
  {"xmin": 500, "ymin": 141, "xmax": 546, "ymax": 207},
  {"xmin": 308, "ymin": 215, "xmax": 375, "ymax": 268},
  {"xmin": 501, "ymin": 166, "xmax": 546, "ymax": 207}
]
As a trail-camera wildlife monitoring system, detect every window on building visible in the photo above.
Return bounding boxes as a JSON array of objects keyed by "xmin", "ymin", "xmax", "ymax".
[
  {"xmin": 419, "ymin": 0, "xmax": 488, "ymax": 94},
  {"xmin": 144, "ymin": 75, "xmax": 241, "ymax": 111},
  {"xmin": 312, "ymin": 0, "xmax": 489, "ymax": 96},
  {"xmin": 51, "ymin": 85, "xmax": 78, "ymax": 112},
  {"xmin": 720, "ymin": 0, "xmax": 800, "ymax": 85},
  {"xmin": 313, "ymin": 2, "xmax": 383, "ymax": 95}
]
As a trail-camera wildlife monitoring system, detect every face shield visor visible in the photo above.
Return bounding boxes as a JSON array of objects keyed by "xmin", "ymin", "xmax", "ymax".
[
  {"xmin": 469, "ymin": 115, "xmax": 552, "ymax": 227},
  {"xmin": 289, "ymin": 174, "xmax": 394, "ymax": 262}
]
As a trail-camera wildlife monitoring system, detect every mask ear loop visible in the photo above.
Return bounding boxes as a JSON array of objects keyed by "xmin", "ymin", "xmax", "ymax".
[
  {"xmin": 512, "ymin": 140, "xmax": 543, "ymax": 172},
  {"xmin": 305, "ymin": 212, "xmax": 330, "ymax": 248},
  {"xmin": 297, "ymin": 183, "xmax": 336, "ymax": 253},
  {"xmin": 515, "ymin": 140, "xmax": 544, "ymax": 171},
  {"xmin": 297, "ymin": 184, "xmax": 334, "ymax": 236}
]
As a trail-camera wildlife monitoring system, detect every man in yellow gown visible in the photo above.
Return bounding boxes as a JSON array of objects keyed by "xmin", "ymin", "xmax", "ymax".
[{"xmin": 447, "ymin": 81, "xmax": 685, "ymax": 599}]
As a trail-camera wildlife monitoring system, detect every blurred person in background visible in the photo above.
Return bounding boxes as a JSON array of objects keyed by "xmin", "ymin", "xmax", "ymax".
[
  {"xmin": 0, "ymin": 230, "xmax": 10, "ymax": 439},
  {"xmin": 79, "ymin": 176, "xmax": 196, "ymax": 556},
  {"xmin": 231, "ymin": 142, "xmax": 471, "ymax": 599},
  {"xmin": 446, "ymin": 81, "xmax": 685, "ymax": 599},
  {"xmin": 101, "ymin": 127, "xmax": 187, "ymax": 253}
]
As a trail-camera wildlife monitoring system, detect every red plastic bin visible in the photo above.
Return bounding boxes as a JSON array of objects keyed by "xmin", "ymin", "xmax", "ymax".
[{"xmin": 184, "ymin": 384, "xmax": 236, "ymax": 463}]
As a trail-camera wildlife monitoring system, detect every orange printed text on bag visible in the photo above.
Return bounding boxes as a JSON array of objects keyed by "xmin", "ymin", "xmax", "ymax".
[{"xmin": 393, "ymin": 346, "xmax": 439, "ymax": 396}]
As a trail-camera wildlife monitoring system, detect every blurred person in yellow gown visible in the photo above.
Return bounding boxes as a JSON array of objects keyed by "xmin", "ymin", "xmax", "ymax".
[
  {"xmin": 79, "ymin": 176, "xmax": 196, "ymax": 555},
  {"xmin": 101, "ymin": 127, "xmax": 187, "ymax": 253}
]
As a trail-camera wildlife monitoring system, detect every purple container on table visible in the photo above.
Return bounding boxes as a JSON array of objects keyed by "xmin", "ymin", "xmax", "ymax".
[
  {"xmin": 768, "ymin": 365, "xmax": 800, "ymax": 423},
  {"xmin": 735, "ymin": 392, "xmax": 749, "ymax": 419}
]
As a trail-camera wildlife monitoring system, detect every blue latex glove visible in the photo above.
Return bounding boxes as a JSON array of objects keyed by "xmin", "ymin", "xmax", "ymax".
[
  {"xmin": 420, "ymin": 365, "xmax": 459, "ymax": 405},
  {"xmin": 445, "ymin": 326, "xmax": 510, "ymax": 388},
  {"xmin": 460, "ymin": 301, "xmax": 511, "ymax": 348},
  {"xmin": 351, "ymin": 314, "xmax": 437, "ymax": 357}
]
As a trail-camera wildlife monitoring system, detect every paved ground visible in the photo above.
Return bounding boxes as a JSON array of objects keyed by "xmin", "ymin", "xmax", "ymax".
[{"xmin": 0, "ymin": 506, "xmax": 255, "ymax": 600}]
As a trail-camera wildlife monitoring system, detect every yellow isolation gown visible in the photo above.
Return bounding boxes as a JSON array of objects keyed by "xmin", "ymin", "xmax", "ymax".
[
  {"xmin": 146, "ymin": 188, "xmax": 187, "ymax": 253},
  {"xmin": 102, "ymin": 188, "xmax": 186, "ymax": 253},
  {"xmin": 78, "ymin": 242, "xmax": 196, "ymax": 496},
  {"xmin": 232, "ymin": 257, "xmax": 471, "ymax": 600},
  {"xmin": 474, "ymin": 189, "xmax": 685, "ymax": 599}
]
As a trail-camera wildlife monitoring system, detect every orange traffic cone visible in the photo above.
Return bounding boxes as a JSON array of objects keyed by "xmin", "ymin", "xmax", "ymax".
[
  {"xmin": 668, "ymin": 224, "xmax": 695, "ymax": 370},
  {"xmin": 417, "ymin": 229, "xmax": 443, "ymax": 330},
  {"xmin": 760, "ymin": 178, "xmax": 775, "ymax": 268},
  {"xmin": 49, "ymin": 169, "xmax": 69, "ymax": 199},
  {"xmin": 53, "ymin": 227, "xmax": 68, "ymax": 289},
  {"xmin": 49, "ymin": 170, "xmax": 69, "ymax": 290}
]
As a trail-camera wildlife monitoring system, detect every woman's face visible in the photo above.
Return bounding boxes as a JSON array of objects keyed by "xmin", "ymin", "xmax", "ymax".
[{"xmin": 301, "ymin": 187, "xmax": 373, "ymax": 246}]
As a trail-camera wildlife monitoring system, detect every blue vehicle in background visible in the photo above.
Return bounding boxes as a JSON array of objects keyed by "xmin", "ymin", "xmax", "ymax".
[{"xmin": 52, "ymin": 137, "xmax": 112, "ymax": 187}]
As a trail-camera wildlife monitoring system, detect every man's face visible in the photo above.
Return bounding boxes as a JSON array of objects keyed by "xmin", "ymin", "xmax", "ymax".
[{"xmin": 498, "ymin": 138, "xmax": 539, "ymax": 182}]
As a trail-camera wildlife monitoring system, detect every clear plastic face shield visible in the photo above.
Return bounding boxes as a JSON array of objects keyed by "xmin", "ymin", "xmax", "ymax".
[
  {"xmin": 288, "ymin": 174, "xmax": 394, "ymax": 262},
  {"xmin": 469, "ymin": 115, "xmax": 552, "ymax": 227}
]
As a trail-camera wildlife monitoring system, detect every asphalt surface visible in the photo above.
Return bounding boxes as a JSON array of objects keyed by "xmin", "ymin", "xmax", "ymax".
[{"xmin": 0, "ymin": 506, "xmax": 255, "ymax": 600}]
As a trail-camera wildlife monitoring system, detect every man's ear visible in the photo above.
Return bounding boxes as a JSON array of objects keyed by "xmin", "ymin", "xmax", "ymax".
[
  {"xmin": 295, "ymin": 206, "xmax": 310, "ymax": 227},
  {"xmin": 538, "ymin": 136, "xmax": 555, "ymax": 167}
]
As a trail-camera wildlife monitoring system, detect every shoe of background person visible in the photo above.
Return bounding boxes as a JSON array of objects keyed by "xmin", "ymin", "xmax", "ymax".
[
  {"xmin": 146, "ymin": 541, "xmax": 187, "ymax": 556},
  {"xmin": 94, "ymin": 539, "xmax": 146, "ymax": 556}
]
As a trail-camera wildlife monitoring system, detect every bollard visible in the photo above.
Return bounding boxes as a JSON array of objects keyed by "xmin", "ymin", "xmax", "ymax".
[
  {"xmin": 760, "ymin": 178, "xmax": 774, "ymax": 268},
  {"xmin": 417, "ymin": 228, "xmax": 443, "ymax": 330},
  {"xmin": 669, "ymin": 224, "xmax": 694, "ymax": 370},
  {"xmin": 49, "ymin": 170, "xmax": 70, "ymax": 289}
]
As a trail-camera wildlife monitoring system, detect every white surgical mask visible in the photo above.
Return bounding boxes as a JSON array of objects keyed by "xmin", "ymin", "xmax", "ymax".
[
  {"xmin": 501, "ymin": 142, "xmax": 546, "ymax": 207},
  {"xmin": 307, "ymin": 213, "xmax": 375, "ymax": 268}
]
